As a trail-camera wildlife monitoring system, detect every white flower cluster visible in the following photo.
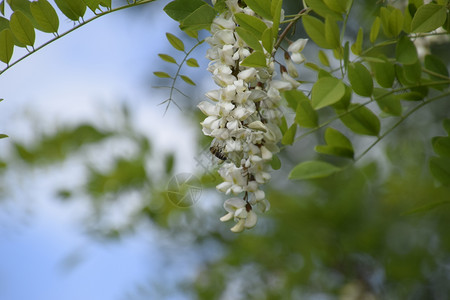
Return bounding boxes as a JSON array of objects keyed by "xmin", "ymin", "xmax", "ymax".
[{"xmin": 198, "ymin": 0, "xmax": 307, "ymax": 232}]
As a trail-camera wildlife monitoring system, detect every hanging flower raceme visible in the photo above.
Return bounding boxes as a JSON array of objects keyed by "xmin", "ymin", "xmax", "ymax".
[{"xmin": 198, "ymin": 0, "xmax": 307, "ymax": 232}]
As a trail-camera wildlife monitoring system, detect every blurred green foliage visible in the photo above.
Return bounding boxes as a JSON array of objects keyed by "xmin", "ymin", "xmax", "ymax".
[{"xmin": 0, "ymin": 0, "xmax": 449, "ymax": 299}]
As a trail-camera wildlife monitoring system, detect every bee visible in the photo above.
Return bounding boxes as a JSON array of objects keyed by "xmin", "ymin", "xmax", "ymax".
[{"xmin": 210, "ymin": 144, "xmax": 227, "ymax": 161}]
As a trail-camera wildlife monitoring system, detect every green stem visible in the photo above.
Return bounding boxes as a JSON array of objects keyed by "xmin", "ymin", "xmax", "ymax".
[
  {"xmin": 293, "ymin": 99, "xmax": 373, "ymax": 143},
  {"xmin": 361, "ymin": 40, "xmax": 397, "ymax": 56},
  {"xmin": 355, "ymin": 91, "xmax": 450, "ymax": 162},
  {"xmin": 161, "ymin": 39, "xmax": 204, "ymax": 113},
  {"xmin": 274, "ymin": 8, "xmax": 310, "ymax": 51},
  {"xmin": 422, "ymin": 68, "xmax": 450, "ymax": 81},
  {"xmin": 0, "ymin": 0, "xmax": 156, "ymax": 76}
]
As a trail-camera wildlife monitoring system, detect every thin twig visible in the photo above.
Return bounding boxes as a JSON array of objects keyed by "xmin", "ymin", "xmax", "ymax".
[{"xmin": 0, "ymin": 0, "xmax": 156, "ymax": 76}]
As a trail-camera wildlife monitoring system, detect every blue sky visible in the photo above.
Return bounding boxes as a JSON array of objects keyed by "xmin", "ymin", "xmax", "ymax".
[{"xmin": 0, "ymin": 1, "xmax": 213, "ymax": 299}]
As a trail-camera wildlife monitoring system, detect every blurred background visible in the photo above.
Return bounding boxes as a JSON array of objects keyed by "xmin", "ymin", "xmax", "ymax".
[{"xmin": 0, "ymin": 0, "xmax": 449, "ymax": 299}]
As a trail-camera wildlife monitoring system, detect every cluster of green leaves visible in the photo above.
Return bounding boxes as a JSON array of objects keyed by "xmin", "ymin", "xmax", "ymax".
[
  {"xmin": 231, "ymin": 0, "xmax": 282, "ymax": 68},
  {"xmin": 283, "ymin": 0, "xmax": 450, "ymax": 186},
  {"xmin": 154, "ymin": 0, "xmax": 283, "ymax": 110},
  {"xmin": 190, "ymin": 150, "xmax": 450, "ymax": 299},
  {"xmin": 3, "ymin": 106, "xmax": 185, "ymax": 235},
  {"xmin": 153, "ymin": 32, "xmax": 202, "ymax": 110},
  {"xmin": 153, "ymin": 0, "xmax": 221, "ymax": 110},
  {"xmin": 0, "ymin": 0, "xmax": 112, "ymax": 65}
]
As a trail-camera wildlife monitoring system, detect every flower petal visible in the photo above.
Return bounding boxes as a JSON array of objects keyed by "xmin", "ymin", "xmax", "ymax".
[
  {"xmin": 230, "ymin": 219, "xmax": 246, "ymax": 233},
  {"xmin": 244, "ymin": 211, "xmax": 258, "ymax": 228}
]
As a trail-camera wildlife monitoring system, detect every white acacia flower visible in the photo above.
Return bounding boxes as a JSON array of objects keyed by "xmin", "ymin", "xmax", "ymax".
[
  {"xmin": 285, "ymin": 57, "xmax": 299, "ymax": 77},
  {"xmin": 281, "ymin": 72, "xmax": 301, "ymax": 89},
  {"xmin": 288, "ymin": 38, "xmax": 308, "ymax": 64},
  {"xmin": 205, "ymin": 89, "xmax": 220, "ymax": 102},
  {"xmin": 200, "ymin": 0, "xmax": 303, "ymax": 232},
  {"xmin": 216, "ymin": 163, "xmax": 247, "ymax": 195},
  {"xmin": 212, "ymin": 15, "xmax": 235, "ymax": 30},
  {"xmin": 288, "ymin": 38, "xmax": 308, "ymax": 54},
  {"xmin": 237, "ymin": 68, "xmax": 257, "ymax": 82},
  {"xmin": 198, "ymin": 101, "xmax": 219, "ymax": 116},
  {"xmin": 270, "ymin": 79, "xmax": 294, "ymax": 91},
  {"xmin": 220, "ymin": 198, "xmax": 258, "ymax": 233},
  {"xmin": 291, "ymin": 52, "xmax": 306, "ymax": 64}
]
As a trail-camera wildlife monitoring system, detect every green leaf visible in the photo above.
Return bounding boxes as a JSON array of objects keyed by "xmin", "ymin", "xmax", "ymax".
[
  {"xmin": 332, "ymin": 84, "xmax": 352, "ymax": 110},
  {"xmin": 180, "ymin": 74, "xmax": 196, "ymax": 85},
  {"xmin": 163, "ymin": 0, "xmax": 205, "ymax": 22},
  {"xmin": 370, "ymin": 16, "xmax": 380, "ymax": 43},
  {"xmin": 347, "ymin": 62, "xmax": 373, "ymax": 97},
  {"xmin": 296, "ymin": 98, "xmax": 319, "ymax": 128},
  {"xmin": 186, "ymin": 58, "xmax": 199, "ymax": 67},
  {"xmin": 289, "ymin": 160, "xmax": 341, "ymax": 180},
  {"xmin": 398, "ymin": 91, "xmax": 425, "ymax": 101},
  {"xmin": 425, "ymin": 54, "xmax": 449, "ymax": 90},
  {"xmin": 325, "ymin": 16, "xmax": 340, "ymax": 49},
  {"xmin": 302, "ymin": 15, "xmax": 330, "ymax": 49},
  {"xmin": 388, "ymin": 7, "xmax": 403, "ymax": 37},
  {"xmin": 395, "ymin": 64, "xmax": 414, "ymax": 86},
  {"xmin": 270, "ymin": 154, "xmax": 281, "ymax": 170},
  {"xmin": 305, "ymin": 62, "xmax": 320, "ymax": 71},
  {"xmin": 261, "ymin": 27, "xmax": 273, "ymax": 53},
  {"xmin": 323, "ymin": 0, "xmax": 350, "ymax": 13},
  {"xmin": 166, "ymin": 32, "xmax": 185, "ymax": 52},
  {"xmin": 411, "ymin": 3, "xmax": 446, "ymax": 33},
  {"xmin": 318, "ymin": 68, "xmax": 332, "ymax": 78},
  {"xmin": 318, "ymin": 50, "xmax": 330, "ymax": 67},
  {"xmin": 10, "ymin": 11, "xmax": 35, "ymax": 46},
  {"xmin": 339, "ymin": 104, "xmax": 380, "ymax": 136},
  {"xmin": 281, "ymin": 123, "xmax": 297, "ymax": 145},
  {"xmin": 403, "ymin": 59, "xmax": 422, "ymax": 83},
  {"xmin": 153, "ymin": 71, "xmax": 171, "ymax": 78},
  {"xmin": 30, "ymin": 0, "xmax": 59, "ymax": 33},
  {"xmin": 311, "ymin": 77, "xmax": 345, "ymax": 110},
  {"xmin": 82, "ymin": 0, "xmax": 101, "ymax": 12},
  {"xmin": 271, "ymin": 0, "xmax": 282, "ymax": 36},
  {"xmin": 315, "ymin": 127, "xmax": 354, "ymax": 158},
  {"xmin": 370, "ymin": 57, "xmax": 395, "ymax": 88},
  {"xmin": 54, "ymin": 0, "xmax": 86, "ymax": 21},
  {"xmin": 180, "ymin": 4, "xmax": 216, "ymax": 31},
  {"xmin": 432, "ymin": 136, "xmax": 450, "ymax": 157},
  {"xmin": 158, "ymin": 53, "xmax": 177, "ymax": 64},
  {"xmin": 403, "ymin": 4, "xmax": 412, "ymax": 33},
  {"xmin": 235, "ymin": 27, "xmax": 263, "ymax": 52},
  {"xmin": 6, "ymin": 0, "xmax": 32, "ymax": 16},
  {"xmin": 0, "ymin": 133, "xmax": 8, "ymax": 139},
  {"xmin": 351, "ymin": 27, "xmax": 363, "ymax": 55},
  {"xmin": 243, "ymin": 0, "xmax": 272, "ymax": 20},
  {"xmin": 396, "ymin": 35, "xmax": 418, "ymax": 65},
  {"xmin": 279, "ymin": 116, "xmax": 288, "ymax": 135},
  {"xmin": 240, "ymin": 51, "xmax": 267, "ymax": 68},
  {"xmin": 333, "ymin": 47, "xmax": 343, "ymax": 60},
  {"xmin": 234, "ymin": 13, "xmax": 267, "ymax": 39},
  {"xmin": 429, "ymin": 156, "xmax": 450, "ymax": 185},
  {"xmin": 284, "ymin": 89, "xmax": 298, "ymax": 110},
  {"xmin": 373, "ymin": 88, "xmax": 402, "ymax": 116},
  {"xmin": 99, "ymin": 0, "xmax": 111, "ymax": 9},
  {"xmin": 0, "ymin": 28, "xmax": 14, "ymax": 63},
  {"xmin": 324, "ymin": 127, "xmax": 353, "ymax": 149},
  {"xmin": 283, "ymin": 90, "xmax": 318, "ymax": 128},
  {"xmin": 305, "ymin": 0, "xmax": 343, "ymax": 20},
  {"xmin": 380, "ymin": 7, "xmax": 393, "ymax": 37}
]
